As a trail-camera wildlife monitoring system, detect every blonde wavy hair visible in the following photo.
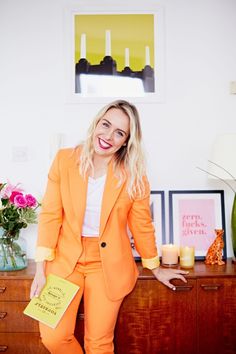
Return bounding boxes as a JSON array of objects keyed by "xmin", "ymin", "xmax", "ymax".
[{"xmin": 77, "ymin": 100, "xmax": 146, "ymax": 199}]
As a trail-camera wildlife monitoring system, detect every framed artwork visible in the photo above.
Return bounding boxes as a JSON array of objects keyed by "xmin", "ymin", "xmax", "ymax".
[
  {"xmin": 65, "ymin": 1, "xmax": 164, "ymax": 103},
  {"xmin": 129, "ymin": 190, "xmax": 166, "ymax": 260},
  {"xmin": 169, "ymin": 190, "xmax": 227, "ymax": 260}
]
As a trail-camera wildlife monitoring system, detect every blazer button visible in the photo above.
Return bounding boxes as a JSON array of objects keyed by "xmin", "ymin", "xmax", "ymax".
[{"xmin": 101, "ymin": 242, "xmax": 107, "ymax": 248}]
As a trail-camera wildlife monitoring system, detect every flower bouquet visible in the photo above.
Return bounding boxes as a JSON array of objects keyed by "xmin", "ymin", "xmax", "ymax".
[{"xmin": 0, "ymin": 182, "xmax": 40, "ymax": 271}]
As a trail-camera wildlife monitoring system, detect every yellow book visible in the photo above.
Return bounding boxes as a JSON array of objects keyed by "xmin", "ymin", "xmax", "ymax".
[{"xmin": 23, "ymin": 274, "xmax": 80, "ymax": 329}]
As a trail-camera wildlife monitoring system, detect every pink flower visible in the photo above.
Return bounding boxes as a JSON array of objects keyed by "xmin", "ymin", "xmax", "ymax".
[
  {"xmin": 25, "ymin": 194, "xmax": 37, "ymax": 207},
  {"xmin": 13, "ymin": 194, "xmax": 27, "ymax": 208},
  {"xmin": 0, "ymin": 183, "xmax": 23, "ymax": 199},
  {"xmin": 10, "ymin": 191, "xmax": 23, "ymax": 203}
]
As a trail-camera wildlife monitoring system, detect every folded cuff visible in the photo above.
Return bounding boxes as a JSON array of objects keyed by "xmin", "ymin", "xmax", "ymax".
[
  {"xmin": 142, "ymin": 256, "xmax": 160, "ymax": 270},
  {"xmin": 35, "ymin": 246, "xmax": 55, "ymax": 262}
]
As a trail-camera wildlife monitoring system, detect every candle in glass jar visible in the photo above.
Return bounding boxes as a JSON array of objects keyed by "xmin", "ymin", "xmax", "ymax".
[
  {"xmin": 180, "ymin": 246, "xmax": 195, "ymax": 268},
  {"xmin": 161, "ymin": 244, "xmax": 179, "ymax": 266}
]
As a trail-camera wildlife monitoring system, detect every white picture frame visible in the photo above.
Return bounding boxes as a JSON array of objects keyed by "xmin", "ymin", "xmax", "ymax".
[{"xmin": 64, "ymin": 0, "xmax": 165, "ymax": 104}]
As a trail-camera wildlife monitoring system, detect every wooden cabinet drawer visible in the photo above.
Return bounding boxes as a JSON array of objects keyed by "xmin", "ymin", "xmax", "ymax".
[
  {"xmin": 0, "ymin": 280, "xmax": 31, "ymax": 301},
  {"xmin": 115, "ymin": 279, "xmax": 197, "ymax": 354},
  {"xmin": 0, "ymin": 302, "xmax": 38, "ymax": 332},
  {"xmin": 0, "ymin": 333, "xmax": 49, "ymax": 353},
  {"xmin": 197, "ymin": 277, "xmax": 236, "ymax": 354}
]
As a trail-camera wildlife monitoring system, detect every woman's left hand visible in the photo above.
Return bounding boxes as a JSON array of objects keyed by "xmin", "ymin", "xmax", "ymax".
[{"xmin": 151, "ymin": 267, "xmax": 189, "ymax": 291}]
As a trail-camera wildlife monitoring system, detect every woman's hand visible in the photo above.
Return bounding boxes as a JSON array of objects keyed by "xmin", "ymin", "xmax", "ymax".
[
  {"xmin": 30, "ymin": 261, "xmax": 47, "ymax": 299},
  {"xmin": 151, "ymin": 267, "xmax": 189, "ymax": 291}
]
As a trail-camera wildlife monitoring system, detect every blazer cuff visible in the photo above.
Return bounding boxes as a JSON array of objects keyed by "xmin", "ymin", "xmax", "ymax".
[
  {"xmin": 35, "ymin": 246, "xmax": 55, "ymax": 262},
  {"xmin": 142, "ymin": 256, "xmax": 160, "ymax": 270}
]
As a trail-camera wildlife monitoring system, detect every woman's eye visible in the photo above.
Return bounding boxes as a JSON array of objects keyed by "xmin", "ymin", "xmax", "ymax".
[
  {"xmin": 102, "ymin": 122, "xmax": 109, "ymax": 127},
  {"xmin": 116, "ymin": 131, "xmax": 124, "ymax": 137}
]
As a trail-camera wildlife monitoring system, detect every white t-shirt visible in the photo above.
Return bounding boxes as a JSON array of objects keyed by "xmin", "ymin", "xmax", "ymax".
[{"xmin": 81, "ymin": 174, "xmax": 106, "ymax": 237}]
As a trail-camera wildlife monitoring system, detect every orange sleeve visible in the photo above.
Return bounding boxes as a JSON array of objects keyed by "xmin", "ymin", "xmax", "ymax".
[
  {"xmin": 142, "ymin": 256, "xmax": 160, "ymax": 269},
  {"xmin": 128, "ymin": 176, "xmax": 159, "ymax": 264},
  {"xmin": 36, "ymin": 150, "xmax": 63, "ymax": 249},
  {"xmin": 35, "ymin": 246, "xmax": 55, "ymax": 262}
]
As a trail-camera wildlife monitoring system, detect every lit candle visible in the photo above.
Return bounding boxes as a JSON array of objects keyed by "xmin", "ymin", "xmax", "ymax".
[
  {"xmin": 105, "ymin": 30, "xmax": 111, "ymax": 56},
  {"xmin": 180, "ymin": 246, "xmax": 195, "ymax": 269},
  {"xmin": 125, "ymin": 48, "xmax": 130, "ymax": 67},
  {"xmin": 145, "ymin": 45, "xmax": 150, "ymax": 66},
  {"xmin": 80, "ymin": 33, "xmax": 86, "ymax": 59},
  {"xmin": 161, "ymin": 244, "xmax": 178, "ymax": 266}
]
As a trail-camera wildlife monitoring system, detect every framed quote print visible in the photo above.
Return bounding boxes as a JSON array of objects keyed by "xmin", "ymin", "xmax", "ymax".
[{"xmin": 169, "ymin": 190, "xmax": 226, "ymax": 260}]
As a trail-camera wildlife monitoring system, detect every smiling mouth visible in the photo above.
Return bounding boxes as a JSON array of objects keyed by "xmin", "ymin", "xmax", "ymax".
[{"xmin": 98, "ymin": 138, "xmax": 112, "ymax": 149}]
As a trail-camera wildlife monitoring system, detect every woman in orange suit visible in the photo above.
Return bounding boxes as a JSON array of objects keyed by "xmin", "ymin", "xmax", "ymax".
[{"xmin": 30, "ymin": 100, "xmax": 188, "ymax": 354}]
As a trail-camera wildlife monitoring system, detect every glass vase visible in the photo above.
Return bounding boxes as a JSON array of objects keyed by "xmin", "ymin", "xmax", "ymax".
[{"xmin": 0, "ymin": 228, "xmax": 28, "ymax": 271}]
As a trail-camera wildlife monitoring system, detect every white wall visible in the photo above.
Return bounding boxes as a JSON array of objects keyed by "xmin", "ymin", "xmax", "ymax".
[{"xmin": 0, "ymin": 0, "xmax": 235, "ymax": 258}]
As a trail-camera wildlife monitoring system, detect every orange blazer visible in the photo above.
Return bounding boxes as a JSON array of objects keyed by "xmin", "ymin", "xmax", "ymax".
[{"xmin": 37, "ymin": 148, "xmax": 158, "ymax": 301}]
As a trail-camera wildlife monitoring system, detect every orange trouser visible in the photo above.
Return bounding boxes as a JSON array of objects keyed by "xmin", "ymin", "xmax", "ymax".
[{"xmin": 39, "ymin": 237, "xmax": 123, "ymax": 354}]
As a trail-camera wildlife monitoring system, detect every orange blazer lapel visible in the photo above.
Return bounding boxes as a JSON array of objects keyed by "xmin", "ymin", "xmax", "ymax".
[
  {"xmin": 99, "ymin": 162, "xmax": 125, "ymax": 237},
  {"xmin": 68, "ymin": 156, "xmax": 125, "ymax": 238},
  {"xmin": 68, "ymin": 165, "xmax": 88, "ymax": 235}
]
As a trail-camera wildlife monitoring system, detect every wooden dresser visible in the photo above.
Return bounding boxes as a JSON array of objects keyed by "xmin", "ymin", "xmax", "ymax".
[{"xmin": 0, "ymin": 260, "xmax": 235, "ymax": 354}]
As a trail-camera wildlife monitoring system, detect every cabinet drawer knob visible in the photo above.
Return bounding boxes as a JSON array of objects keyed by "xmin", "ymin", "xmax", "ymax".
[
  {"xmin": 78, "ymin": 313, "xmax": 84, "ymax": 320},
  {"xmin": 0, "ymin": 312, "xmax": 7, "ymax": 319},
  {"xmin": 0, "ymin": 346, "xmax": 8, "ymax": 352},
  {"xmin": 201, "ymin": 284, "xmax": 221, "ymax": 291},
  {"xmin": 175, "ymin": 285, "xmax": 193, "ymax": 292},
  {"xmin": 0, "ymin": 287, "xmax": 6, "ymax": 294}
]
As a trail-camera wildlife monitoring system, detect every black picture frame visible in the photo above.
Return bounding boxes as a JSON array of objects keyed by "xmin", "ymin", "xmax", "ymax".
[
  {"xmin": 169, "ymin": 190, "xmax": 226, "ymax": 260},
  {"xmin": 129, "ymin": 190, "xmax": 166, "ymax": 260}
]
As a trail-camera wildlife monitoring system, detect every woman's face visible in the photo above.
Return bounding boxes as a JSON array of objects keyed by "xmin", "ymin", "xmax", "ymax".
[{"xmin": 93, "ymin": 108, "xmax": 130, "ymax": 159}]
